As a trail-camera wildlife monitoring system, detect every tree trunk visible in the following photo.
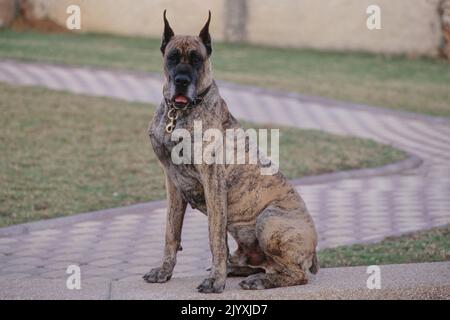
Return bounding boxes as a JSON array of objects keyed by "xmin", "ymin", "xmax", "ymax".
[
  {"xmin": 0, "ymin": 0, "xmax": 19, "ymax": 27},
  {"xmin": 440, "ymin": 0, "xmax": 450, "ymax": 60},
  {"xmin": 224, "ymin": 0, "xmax": 248, "ymax": 42}
]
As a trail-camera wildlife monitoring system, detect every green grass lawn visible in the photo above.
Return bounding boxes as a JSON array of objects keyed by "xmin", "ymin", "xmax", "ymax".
[
  {"xmin": 1, "ymin": 29, "xmax": 450, "ymax": 117},
  {"xmin": 319, "ymin": 224, "xmax": 450, "ymax": 268},
  {"xmin": 0, "ymin": 83, "xmax": 405, "ymax": 227}
]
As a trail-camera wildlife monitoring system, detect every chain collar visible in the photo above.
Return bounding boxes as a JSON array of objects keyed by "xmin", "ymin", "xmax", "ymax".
[{"xmin": 164, "ymin": 83, "xmax": 213, "ymax": 134}]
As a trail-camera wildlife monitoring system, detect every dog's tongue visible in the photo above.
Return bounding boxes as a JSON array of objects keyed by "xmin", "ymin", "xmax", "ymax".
[{"xmin": 174, "ymin": 95, "xmax": 189, "ymax": 104}]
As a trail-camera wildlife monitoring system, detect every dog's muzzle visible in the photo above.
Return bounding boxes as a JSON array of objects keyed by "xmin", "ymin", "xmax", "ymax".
[{"xmin": 164, "ymin": 83, "xmax": 213, "ymax": 133}]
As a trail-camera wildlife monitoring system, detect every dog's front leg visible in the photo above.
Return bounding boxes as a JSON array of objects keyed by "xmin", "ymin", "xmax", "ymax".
[
  {"xmin": 143, "ymin": 172, "xmax": 187, "ymax": 283},
  {"xmin": 197, "ymin": 165, "xmax": 228, "ymax": 293}
]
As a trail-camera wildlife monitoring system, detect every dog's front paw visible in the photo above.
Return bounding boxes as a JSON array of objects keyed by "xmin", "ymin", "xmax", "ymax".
[
  {"xmin": 196, "ymin": 277, "xmax": 225, "ymax": 294},
  {"xmin": 143, "ymin": 267, "xmax": 172, "ymax": 283}
]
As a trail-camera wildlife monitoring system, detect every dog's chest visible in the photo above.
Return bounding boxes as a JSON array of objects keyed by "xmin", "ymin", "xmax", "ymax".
[
  {"xmin": 148, "ymin": 106, "xmax": 207, "ymax": 210},
  {"xmin": 149, "ymin": 105, "xmax": 197, "ymax": 163}
]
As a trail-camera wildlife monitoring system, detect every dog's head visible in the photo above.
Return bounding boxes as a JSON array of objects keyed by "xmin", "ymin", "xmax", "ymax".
[{"xmin": 160, "ymin": 10, "xmax": 213, "ymax": 109}]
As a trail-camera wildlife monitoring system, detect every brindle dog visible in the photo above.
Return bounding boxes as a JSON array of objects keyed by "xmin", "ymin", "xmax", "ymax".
[{"xmin": 144, "ymin": 11, "xmax": 319, "ymax": 293}]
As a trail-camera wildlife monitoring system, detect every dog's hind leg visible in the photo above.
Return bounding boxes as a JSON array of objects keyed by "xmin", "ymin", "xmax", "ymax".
[
  {"xmin": 239, "ymin": 268, "xmax": 307, "ymax": 290},
  {"xmin": 239, "ymin": 204, "xmax": 317, "ymax": 290},
  {"xmin": 227, "ymin": 265, "xmax": 265, "ymax": 277},
  {"xmin": 206, "ymin": 263, "xmax": 263, "ymax": 277},
  {"xmin": 226, "ymin": 225, "xmax": 267, "ymax": 277}
]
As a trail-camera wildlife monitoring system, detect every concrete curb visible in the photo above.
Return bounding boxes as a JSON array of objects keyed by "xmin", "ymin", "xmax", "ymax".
[
  {"xmin": 291, "ymin": 153, "xmax": 422, "ymax": 186},
  {"xmin": 1, "ymin": 261, "xmax": 447, "ymax": 300},
  {"xmin": 110, "ymin": 262, "xmax": 450, "ymax": 300},
  {"xmin": 0, "ymin": 154, "xmax": 422, "ymax": 238}
]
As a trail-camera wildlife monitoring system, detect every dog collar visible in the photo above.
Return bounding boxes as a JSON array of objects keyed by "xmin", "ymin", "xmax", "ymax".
[
  {"xmin": 164, "ymin": 83, "xmax": 213, "ymax": 133},
  {"xmin": 164, "ymin": 83, "xmax": 213, "ymax": 111}
]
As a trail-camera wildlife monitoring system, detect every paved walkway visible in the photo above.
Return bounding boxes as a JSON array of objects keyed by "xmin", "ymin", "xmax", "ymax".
[{"xmin": 0, "ymin": 60, "xmax": 449, "ymax": 296}]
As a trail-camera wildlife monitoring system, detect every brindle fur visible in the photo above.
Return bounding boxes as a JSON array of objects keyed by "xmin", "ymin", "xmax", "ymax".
[{"xmin": 144, "ymin": 11, "xmax": 319, "ymax": 293}]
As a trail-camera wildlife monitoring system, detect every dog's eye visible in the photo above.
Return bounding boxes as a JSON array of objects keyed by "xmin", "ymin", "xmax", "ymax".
[
  {"xmin": 169, "ymin": 56, "xmax": 178, "ymax": 63},
  {"xmin": 167, "ymin": 53, "xmax": 179, "ymax": 64},
  {"xmin": 190, "ymin": 53, "xmax": 202, "ymax": 65}
]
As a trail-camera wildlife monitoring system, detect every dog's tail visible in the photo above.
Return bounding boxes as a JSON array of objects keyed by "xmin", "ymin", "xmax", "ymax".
[{"xmin": 309, "ymin": 251, "xmax": 319, "ymax": 274}]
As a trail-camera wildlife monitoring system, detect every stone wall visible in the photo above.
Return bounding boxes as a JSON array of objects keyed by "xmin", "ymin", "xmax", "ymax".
[
  {"xmin": 9, "ymin": 0, "xmax": 446, "ymax": 57},
  {"xmin": 38, "ymin": 0, "xmax": 224, "ymax": 38},
  {"xmin": 246, "ymin": 0, "xmax": 442, "ymax": 56}
]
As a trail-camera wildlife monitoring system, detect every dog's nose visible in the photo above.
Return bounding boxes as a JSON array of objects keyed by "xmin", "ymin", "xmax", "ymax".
[{"xmin": 174, "ymin": 74, "xmax": 191, "ymax": 87}]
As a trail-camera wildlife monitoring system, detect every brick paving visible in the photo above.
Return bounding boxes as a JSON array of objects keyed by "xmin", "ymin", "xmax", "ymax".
[{"xmin": 0, "ymin": 60, "xmax": 449, "ymax": 292}]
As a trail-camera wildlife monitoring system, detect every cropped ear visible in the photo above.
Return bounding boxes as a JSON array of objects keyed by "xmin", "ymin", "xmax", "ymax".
[
  {"xmin": 161, "ymin": 10, "xmax": 174, "ymax": 55},
  {"xmin": 199, "ymin": 11, "xmax": 212, "ymax": 56}
]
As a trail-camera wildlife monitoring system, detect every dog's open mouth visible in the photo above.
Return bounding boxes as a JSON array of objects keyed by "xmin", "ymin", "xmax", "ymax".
[{"xmin": 173, "ymin": 95, "xmax": 190, "ymax": 108}]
